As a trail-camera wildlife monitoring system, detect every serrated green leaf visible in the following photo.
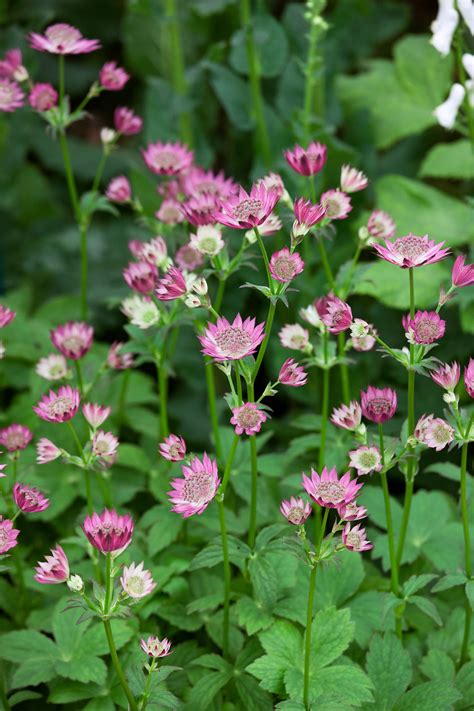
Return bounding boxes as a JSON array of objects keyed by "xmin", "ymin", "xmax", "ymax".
[{"xmin": 366, "ymin": 634, "xmax": 412, "ymax": 710}]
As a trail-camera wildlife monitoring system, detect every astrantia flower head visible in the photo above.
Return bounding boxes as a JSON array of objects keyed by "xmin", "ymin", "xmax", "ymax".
[
  {"xmin": 123, "ymin": 261, "xmax": 158, "ymax": 294},
  {"xmin": 415, "ymin": 414, "xmax": 454, "ymax": 451},
  {"xmin": 431, "ymin": 361, "xmax": 461, "ymax": 391},
  {"xmin": 403, "ymin": 310, "xmax": 446, "ymax": 345},
  {"xmin": 36, "ymin": 354, "xmax": 69, "ymax": 381},
  {"xmin": 452, "ymin": 254, "xmax": 474, "ymax": 287},
  {"xmin": 175, "ymin": 243, "xmax": 204, "ymax": 271},
  {"xmin": 33, "ymin": 385, "xmax": 80, "ymax": 423},
  {"xmin": 199, "ymin": 314, "xmax": 265, "ymax": 361},
  {"xmin": 0, "ymin": 517, "xmax": 19, "ymax": 554},
  {"xmin": 0, "ymin": 424, "xmax": 32, "ymax": 452},
  {"xmin": 29, "ymin": 83, "xmax": 57, "ymax": 111},
  {"xmin": 292, "ymin": 197, "xmax": 326, "ymax": 239},
  {"xmin": 83, "ymin": 509, "xmax": 134, "ymax": 554},
  {"xmin": 108, "ymin": 342, "xmax": 134, "ymax": 370},
  {"xmin": 182, "ymin": 167, "xmax": 237, "ymax": 200},
  {"xmin": 373, "ymin": 233, "xmax": 450, "ymax": 268},
  {"xmin": 337, "ymin": 501, "xmax": 368, "ymax": 522},
  {"xmin": 114, "ymin": 106, "xmax": 142, "ymax": 135},
  {"xmin": 331, "ymin": 401, "xmax": 362, "ymax": 431},
  {"xmin": 159, "ymin": 434, "xmax": 186, "ymax": 462},
  {"xmin": 100, "ymin": 62, "xmax": 129, "ymax": 91},
  {"xmin": 280, "ymin": 496, "xmax": 312, "ymax": 525},
  {"xmin": 121, "ymin": 295, "xmax": 160, "ymax": 329},
  {"xmin": 367, "ymin": 210, "xmax": 396, "ymax": 240},
  {"xmin": 51, "ymin": 321, "xmax": 94, "ymax": 360},
  {"xmin": 13, "ymin": 483, "xmax": 49, "ymax": 513},
  {"xmin": 0, "ymin": 79, "xmax": 24, "ymax": 112},
  {"xmin": 168, "ymin": 453, "xmax": 220, "ymax": 517},
  {"xmin": 268, "ymin": 248, "xmax": 305, "ymax": 284},
  {"xmin": 82, "ymin": 403, "xmax": 111, "ymax": 430},
  {"xmin": 340, "ymin": 165, "xmax": 368, "ymax": 193},
  {"xmin": 349, "ymin": 446, "xmax": 382, "ymax": 476},
  {"xmin": 303, "ymin": 467, "xmax": 362, "ymax": 509},
  {"xmin": 120, "ymin": 561, "xmax": 156, "ymax": 599},
  {"xmin": 465, "ymin": 358, "xmax": 474, "ymax": 398},
  {"xmin": 142, "ymin": 141, "xmax": 193, "ymax": 175},
  {"xmin": 0, "ymin": 305, "xmax": 16, "ymax": 328},
  {"xmin": 140, "ymin": 636, "xmax": 172, "ymax": 658},
  {"xmin": 106, "ymin": 176, "xmax": 131, "ymax": 203},
  {"xmin": 279, "ymin": 324, "xmax": 310, "ymax": 351},
  {"xmin": 361, "ymin": 386, "xmax": 397, "ymax": 424},
  {"xmin": 230, "ymin": 402, "xmax": 267, "ymax": 436},
  {"xmin": 190, "ymin": 225, "xmax": 224, "ymax": 256},
  {"xmin": 29, "ymin": 24, "xmax": 100, "ymax": 54},
  {"xmin": 213, "ymin": 182, "xmax": 280, "ymax": 230},
  {"xmin": 320, "ymin": 189, "xmax": 352, "ymax": 220},
  {"xmin": 342, "ymin": 523, "xmax": 373, "ymax": 552},
  {"xmin": 34, "ymin": 545, "xmax": 69, "ymax": 584},
  {"xmin": 279, "ymin": 358, "xmax": 308, "ymax": 387},
  {"xmin": 284, "ymin": 142, "xmax": 327, "ymax": 176},
  {"xmin": 155, "ymin": 266, "xmax": 187, "ymax": 301},
  {"xmin": 316, "ymin": 294, "xmax": 353, "ymax": 334},
  {"xmin": 36, "ymin": 438, "xmax": 61, "ymax": 464}
]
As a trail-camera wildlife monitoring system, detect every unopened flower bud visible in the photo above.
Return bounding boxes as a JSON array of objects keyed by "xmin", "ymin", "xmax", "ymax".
[
  {"xmin": 185, "ymin": 294, "xmax": 201, "ymax": 309},
  {"xmin": 100, "ymin": 128, "xmax": 116, "ymax": 145},
  {"xmin": 192, "ymin": 277, "xmax": 208, "ymax": 296},
  {"xmin": 67, "ymin": 574, "xmax": 84, "ymax": 593}
]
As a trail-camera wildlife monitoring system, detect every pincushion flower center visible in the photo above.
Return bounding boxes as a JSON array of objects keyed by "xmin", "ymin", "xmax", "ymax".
[
  {"xmin": 183, "ymin": 472, "xmax": 214, "ymax": 504},
  {"xmin": 273, "ymin": 256, "xmax": 296, "ymax": 280},
  {"xmin": 214, "ymin": 327, "xmax": 252, "ymax": 358},
  {"xmin": 315, "ymin": 481, "xmax": 346, "ymax": 504},
  {"xmin": 233, "ymin": 198, "xmax": 262, "ymax": 221}
]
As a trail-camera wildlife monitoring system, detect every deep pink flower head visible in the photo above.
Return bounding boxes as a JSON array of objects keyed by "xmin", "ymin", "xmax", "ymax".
[
  {"xmin": 182, "ymin": 167, "xmax": 237, "ymax": 200},
  {"xmin": 0, "ymin": 517, "xmax": 20, "ymax": 554},
  {"xmin": 284, "ymin": 142, "xmax": 327, "ymax": 176},
  {"xmin": 320, "ymin": 189, "xmax": 352, "ymax": 220},
  {"xmin": 0, "ymin": 424, "xmax": 33, "ymax": 452},
  {"xmin": 212, "ymin": 183, "xmax": 280, "ymax": 230},
  {"xmin": 373, "ymin": 233, "xmax": 450, "ymax": 268},
  {"xmin": 34, "ymin": 544, "xmax": 69, "ymax": 584},
  {"xmin": 140, "ymin": 636, "xmax": 172, "ymax": 658},
  {"xmin": 367, "ymin": 210, "xmax": 396, "ymax": 240},
  {"xmin": 337, "ymin": 501, "xmax": 368, "ymax": 522},
  {"xmin": 180, "ymin": 194, "xmax": 218, "ymax": 226},
  {"xmin": 0, "ymin": 79, "xmax": 24, "ymax": 112},
  {"xmin": 155, "ymin": 267, "xmax": 187, "ymax": 301},
  {"xmin": 279, "ymin": 358, "xmax": 308, "ymax": 387},
  {"xmin": 159, "ymin": 434, "xmax": 186, "ymax": 462},
  {"xmin": 100, "ymin": 62, "xmax": 129, "ymax": 91},
  {"xmin": 303, "ymin": 467, "xmax": 362, "ymax": 509},
  {"xmin": 121, "ymin": 561, "xmax": 156, "ymax": 599},
  {"xmin": 36, "ymin": 438, "xmax": 61, "ymax": 464},
  {"xmin": 331, "ymin": 401, "xmax": 362, "ymax": 430},
  {"xmin": 415, "ymin": 414, "xmax": 454, "ymax": 451},
  {"xmin": 33, "ymin": 385, "xmax": 80, "ymax": 423},
  {"xmin": 142, "ymin": 141, "xmax": 193, "ymax": 176},
  {"xmin": 230, "ymin": 402, "xmax": 267, "ymax": 436},
  {"xmin": 29, "ymin": 83, "xmax": 57, "ymax": 111},
  {"xmin": 29, "ymin": 24, "xmax": 100, "ymax": 54},
  {"xmin": 316, "ymin": 294, "xmax": 353, "ymax": 333},
  {"xmin": 114, "ymin": 107, "xmax": 142, "ymax": 135},
  {"xmin": 83, "ymin": 509, "xmax": 134, "ymax": 554},
  {"xmin": 280, "ymin": 496, "xmax": 312, "ymax": 525},
  {"xmin": 106, "ymin": 176, "xmax": 131, "ymax": 203},
  {"xmin": 108, "ymin": 342, "xmax": 134, "ymax": 370},
  {"xmin": 402, "ymin": 310, "xmax": 446, "ymax": 345},
  {"xmin": 0, "ymin": 305, "xmax": 16, "ymax": 328},
  {"xmin": 464, "ymin": 358, "xmax": 474, "ymax": 398},
  {"xmin": 13, "ymin": 483, "xmax": 49, "ymax": 513},
  {"xmin": 123, "ymin": 261, "xmax": 158, "ymax": 294},
  {"xmin": 452, "ymin": 255, "xmax": 474, "ymax": 288},
  {"xmin": 340, "ymin": 165, "xmax": 368, "ymax": 193},
  {"xmin": 168, "ymin": 453, "xmax": 220, "ymax": 517},
  {"xmin": 361, "ymin": 386, "xmax": 397, "ymax": 424},
  {"xmin": 175, "ymin": 243, "xmax": 204, "ymax": 271},
  {"xmin": 51, "ymin": 321, "xmax": 94, "ymax": 360},
  {"xmin": 293, "ymin": 197, "xmax": 326, "ymax": 236},
  {"xmin": 342, "ymin": 523, "xmax": 373, "ymax": 552},
  {"xmin": 199, "ymin": 314, "xmax": 265, "ymax": 361},
  {"xmin": 0, "ymin": 49, "xmax": 25, "ymax": 80},
  {"xmin": 269, "ymin": 248, "xmax": 305, "ymax": 283},
  {"xmin": 431, "ymin": 362, "xmax": 461, "ymax": 391},
  {"xmin": 82, "ymin": 403, "xmax": 111, "ymax": 429}
]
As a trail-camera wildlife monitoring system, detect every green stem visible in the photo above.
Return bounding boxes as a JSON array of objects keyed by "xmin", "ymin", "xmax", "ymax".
[
  {"xmin": 460, "ymin": 441, "xmax": 471, "ymax": 665},
  {"xmin": 103, "ymin": 619, "xmax": 138, "ymax": 711},
  {"xmin": 218, "ymin": 500, "xmax": 231, "ymax": 659},
  {"xmin": 337, "ymin": 332, "xmax": 350, "ymax": 403},
  {"xmin": 378, "ymin": 424, "xmax": 400, "ymax": 598},
  {"xmin": 164, "ymin": 0, "xmax": 193, "ymax": 145}
]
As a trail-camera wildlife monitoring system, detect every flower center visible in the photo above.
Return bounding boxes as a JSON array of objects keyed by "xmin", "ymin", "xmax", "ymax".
[
  {"xmin": 315, "ymin": 481, "xmax": 346, "ymax": 504},
  {"xmin": 233, "ymin": 198, "xmax": 263, "ymax": 221},
  {"xmin": 273, "ymin": 256, "xmax": 297, "ymax": 280},
  {"xmin": 48, "ymin": 396, "xmax": 73, "ymax": 417},
  {"xmin": 215, "ymin": 327, "xmax": 253, "ymax": 359},
  {"xmin": 182, "ymin": 472, "xmax": 214, "ymax": 505},
  {"xmin": 287, "ymin": 506, "xmax": 306, "ymax": 525},
  {"xmin": 394, "ymin": 236, "xmax": 427, "ymax": 259},
  {"xmin": 126, "ymin": 575, "xmax": 145, "ymax": 596}
]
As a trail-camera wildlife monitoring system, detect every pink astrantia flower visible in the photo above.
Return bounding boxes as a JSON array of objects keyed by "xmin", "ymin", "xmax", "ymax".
[
  {"xmin": 29, "ymin": 83, "xmax": 57, "ymax": 111},
  {"xmin": 367, "ymin": 210, "xmax": 396, "ymax": 240},
  {"xmin": 142, "ymin": 141, "xmax": 193, "ymax": 176},
  {"xmin": 284, "ymin": 142, "xmax": 327, "ymax": 176},
  {"xmin": 230, "ymin": 403, "xmax": 267, "ymax": 436},
  {"xmin": 0, "ymin": 305, "xmax": 16, "ymax": 328},
  {"xmin": 279, "ymin": 358, "xmax": 308, "ymax": 387},
  {"xmin": 0, "ymin": 517, "xmax": 20, "ymax": 554},
  {"xmin": 155, "ymin": 266, "xmax": 187, "ymax": 301},
  {"xmin": 465, "ymin": 359, "xmax": 474, "ymax": 398},
  {"xmin": 157, "ymin": 197, "xmax": 185, "ymax": 225},
  {"xmin": 34, "ymin": 544, "xmax": 69, "ymax": 583},
  {"xmin": 0, "ymin": 49, "xmax": 25, "ymax": 80},
  {"xmin": 361, "ymin": 386, "xmax": 397, "ymax": 424},
  {"xmin": 83, "ymin": 509, "xmax": 134, "ymax": 554},
  {"xmin": 292, "ymin": 197, "xmax": 326, "ymax": 238},
  {"xmin": 121, "ymin": 561, "xmax": 156, "ymax": 599},
  {"xmin": 92, "ymin": 431, "xmax": 119, "ymax": 463},
  {"xmin": 0, "ymin": 79, "xmax": 24, "ymax": 111},
  {"xmin": 0, "ymin": 424, "xmax": 32, "ymax": 452},
  {"xmin": 349, "ymin": 446, "xmax": 382, "ymax": 475},
  {"xmin": 108, "ymin": 342, "xmax": 134, "ymax": 370},
  {"xmin": 51, "ymin": 321, "xmax": 94, "ymax": 360},
  {"xmin": 431, "ymin": 361, "xmax": 461, "ymax": 391},
  {"xmin": 33, "ymin": 385, "xmax": 80, "ymax": 423},
  {"xmin": 182, "ymin": 167, "xmax": 237, "ymax": 200},
  {"xmin": 342, "ymin": 523, "xmax": 373, "ymax": 552},
  {"xmin": 175, "ymin": 243, "xmax": 204, "ymax": 271},
  {"xmin": 320, "ymin": 189, "xmax": 352, "ymax": 220},
  {"xmin": 29, "ymin": 24, "xmax": 100, "ymax": 54},
  {"xmin": 280, "ymin": 496, "xmax": 312, "ymax": 525},
  {"xmin": 36, "ymin": 438, "xmax": 61, "ymax": 464},
  {"xmin": 331, "ymin": 401, "xmax": 362, "ymax": 431},
  {"xmin": 402, "ymin": 310, "xmax": 446, "ymax": 345},
  {"xmin": 340, "ymin": 165, "xmax": 368, "ymax": 193},
  {"xmin": 106, "ymin": 176, "xmax": 131, "ymax": 203},
  {"xmin": 303, "ymin": 467, "xmax": 362, "ymax": 509},
  {"xmin": 373, "ymin": 233, "xmax": 450, "ymax": 268},
  {"xmin": 269, "ymin": 248, "xmax": 305, "ymax": 283},
  {"xmin": 99, "ymin": 62, "xmax": 129, "ymax": 91},
  {"xmin": 337, "ymin": 501, "xmax": 368, "ymax": 521},
  {"xmin": 452, "ymin": 255, "xmax": 474, "ymax": 287},
  {"xmin": 316, "ymin": 294, "xmax": 353, "ymax": 334},
  {"xmin": 114, "ymin": 106, "xmax": 142, "ymax": 135},
  {"xmin": 279, "ymin": 324, "xmax": 310, "ymax": 351},
  {"xmin": 123, "ymin": 261, "xmax": 158, "ymax": 294},
  {"xmin": 159, "ymin": 434, "xmax": 186, "ymax": 462},
  {"xmin": 140, "ymin": 636, "xmax": 172, "ymax": 658},
  {"xmin": 36, "ymin": 353, "xmax": 69, "ymax": 381},
  {"xmin": 168, "ymin": 453, "xmax": 220, "ymax": 517},
  {"xmin": 199, "ymin": 314, "xmax": 265, "ymax": 361},
  {"xmin": 415, "ymin": 414, "xmax": 455, "ymax": 451},
  {"xmin": 181, "ymin": 194, "xmax": 218, "ymax": 226},
  {"xmin": 13, "ymin": 483, "xmax": 49, "ymax": 513},
  {"xmin": 213, "ymin": 183, "xmax": 280, "ymax": 230},
  {"xmin": 82, "ymin": 403, "xmax": 111, "ymax": 429}
]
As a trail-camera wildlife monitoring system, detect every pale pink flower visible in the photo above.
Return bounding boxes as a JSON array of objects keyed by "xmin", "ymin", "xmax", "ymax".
[
  {"xmin": 415, "ymin": 414, "xmax": 454, "ymax": 451},
  {"xmin": 213, "ymin": 183, "xmax": 280, "ymax": 230},
  {"xmin": 349, "ymin": 446, "xmax": 382, "ymax": 475},
  {"xmin": 82, "ymin": 403, "xmax": 111, "ymax": 429},
  {"xmin": 29, "ymin": 83, "xmax": 57, "ymax": 111},
  {"xmin": 230, "ymin": 402, "xmax": 267, "ymax": 436},
  {"xmin": 175, "ymin": 243, "xmax": 204, "ymax": 271},
  {"xmin": 0, "ymin": 424, "xmax": 32, "ymax": 452},
  {"xmin": 373, "ymin": 233, "xmax": 450, "ymax": 269},
  {"xmin": 106, "ymin": 176, "xmax": 131, "ymax": 203},
  {"xmin": 316, "ymin": 294, "xmax": 353, "ymax": 333},
  {"xmin": 123, "ymin": 261, "xmax": 158, "ymax": 294},
  {"xmin": 190, "ymin": 225, "xmax": 224, "ymax": 256},
  {"xmin": 36, "ymin": 438, "xmax": 61, "ymax": 464},
  {"xmin": 340, "ymin": 165, "xmax": 368, "ymax": 193},
  {"xmin": 0, "ymin": 517, "xmax": 19, "ymax": 554},
  {"xmin": 331, "ymin": 401, "xmax": 362, "ymax": 430},
  {"xmin": 342, "ymin": 523, "xmax": 373, "ymax": 552},
  {"xmin": 320, "ymin": 189, "xmax": 352, "ymax": 220},
  {"xmin": 431, "ymin": 362, "xmax": 461, "ymax": 391},
  {"xmin": 0, "ymin": 305, "xmax": 16, "ymax": 328},
  {"xmin": 269, "ymin": 248, "xmax": 305, "ymax": 283},
  {"xmin": 303, "ymin": 466, "xmax": 362, "ymax": 509},
  {"xmin": 452, "ymin": 255, "xmax": 474, "ymax": 287},
  {"xmin": 92, "ymin": 430, "xmax": 119, "ymax": 461},
  {"xmin": 29, "ymin": 24, "xmax": 100, "ymax": 54},
  {"xmin": 279, "ymin": 324, "xmax": 310, "ymax": 351},
  {"xmin": 465, "ymin": 358, "xmax": 474, "ymax": 398},
  {"xmin": 181, "ymin": 194, "xmax": 218, "ymax": 226},
  {"xmin": 182, "ymin": 167, "xmax": 236, "ymax": 199},
  {"xmin": 34, "ymin": 545, "xmax": 69, "ymax": 583},
  {"xmin": 33, "ymin": 385, "xmax": 80, "ymax": 423},
  {"xmin": 121, "ymin": 561, "xmax": 156, "ymax": 599},
  {"xmin": 13, "ymin": 483, "xmax": 49, "ymax": 513},
  {"xmin": 0, "ymin": 49, "xmax": 25, "ymax": 80},
  {"xmin": 0, "ymin": 79, "xmax": 24, "ymax": 111},
  {"xmin": 159, "ymin": 434, "xmax": 186, "ymax": 462},
  {"xmin": 83, "ymin": 509, "xmax": 134, "ymax": 554},
  {"xmin": 155, "ymin": 266, "xmax": 187, "ymax": 301},
  {"xmin": 337, "ymin": 501, "xmax": 368, "ymax": 521},
  {"xmin": 107, "ymin": 342, "xmax": 134, "ymax": 370},
  {"xmin": 280, "ymin": 496, "xmax": 312, "ymax": 525},
  {"xmin": 292, "ymin": 197, "xmax": 326, "ymax": 238},
  {"xmin": 403, "ymin": 310, "xmax": 445, "ymax": 345},
  {"xmin": 168, "ymin": 453, "xmax": 220, "ymax": 517},
  {"xmin": 361, "ymin": 386, "xmax": 397, "ymax": 424},
  {"xmin": 51, "ymin": 321, "xmax": 94, "ymax": 360},
  {"xmin": 142, "ymin": 141, "xmax": 193, "ymax": 175},
  {"xmin": 99, "ymin": 62, "xmax": 129, "ymax": 91},
  {"xmin": 156, "ymin": 197, "xmax": 185, "ymax": 225},
  {"xmin": 367, "ymin": 210, "xmax": 396, "ymax": 240},
  {"xmin": 279, "ymin": 358, "xmax": 308, "ymax": 387},
  {"xmin": 284, "ymin": 142, "xmax": 327, "ymax": 176},
  {"xmin": 114, "ymin": 106, "xmax": 142, "ymax": 135},
  {"xmin": 140, "ymin": 636, "xmax": 172, "ymax": 658},
  {"xmin": 36, "ymin": 354, "xmax": 69, "ymax": 381},
  {"xmin": 199, "ymin": 314, "xmax": 265, "ymax": 361}
]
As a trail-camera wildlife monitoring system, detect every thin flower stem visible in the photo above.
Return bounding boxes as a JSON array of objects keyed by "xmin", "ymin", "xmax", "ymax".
[
  {"xmin": 218, "ymin": 499, "xmax": 231, "ymax": 659},
  {"xmin": 460, "ymin": 441, "xmax": 471, "ymax": 665},
  {"xmin": 378, "ymin": 424, "xmax": 400, "ymax": 597},
  {"xmin": 103, "ymin": 618, "xmax": 138, "ymax": 711},
  {"xmin": 164, "ymin": 0, "xmax": 193, "ymax": 146}
]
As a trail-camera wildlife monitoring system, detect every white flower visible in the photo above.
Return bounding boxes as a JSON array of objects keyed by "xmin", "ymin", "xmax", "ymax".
[
  {"xmin": 458, "ymin": 0, "xmax": 474, "ymax": 34},
  {"xmin": 190, "ymin": 225, "xmax": 224, "ymax": 256},
  {"xmin": 431, "ymin": 1, "xmax": 459, "ymax": 56},
  {"xmin": 121, "ymin": 295, "xmax": 160, "ymax": 329},
  {"xmin": 433, "ymin": 83, "xmax": 466, "ymax": 128}
]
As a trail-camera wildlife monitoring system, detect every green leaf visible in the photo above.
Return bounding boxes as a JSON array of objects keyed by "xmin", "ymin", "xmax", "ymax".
[
  {"xmin": 229, "ymin": 15, "xmax": 289, "ymax": 78},
  {"xmin": 432, "ymin": 573, "xmax": 467, "ymax": 593},
  {"xmin": 311, "ymin": 607, "xmax": 355, "ymax": 669},
  {"xmin": 409, "ymin": 596, "xmax": 442, "ymax": 626},
  {"xmin": 419, "ymin": 140, "xmax": 474, "ymax": 180},
  {"xmin": 394, "ymin": 681, "xmax": 461, "ymax": 710},
  {"xmin": 186, "ymin": 670, "xmax": 233, "ymax": 710},
  {"xmin": 420, "ymin": 649, "xmax": 455, "ymax": 683},
  {"xmin": 366, "ymin": 634, "xmax": 412, "ymax": 710}
]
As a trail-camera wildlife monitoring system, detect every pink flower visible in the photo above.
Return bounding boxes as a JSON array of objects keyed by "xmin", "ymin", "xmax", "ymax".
[
  {"xmin": 230, "ymin": 403, "xmax": 267, "ymax": 436},
  {"xmin": 121, "ymin": 561, "xmax": 156, "ymax": 599},
  {"xmin": 106, "ymin": 176, "xmax": 131, "ymax": 203},
  {"xmin": 280, "ymin": 496, "xmax": 312, "ymax": 525},
  {"xmin": 29, "ymin": 24, "xmax": 100, "ymax": 54},
  {"xmin": 155, "ymin": 266, "xmax": 187, "ymax": 301},
  {"xmin": 415, "ymin": 414, "xmax": 454, "ymax": 451},
  {"xmin": 0, "ymin": 49, "xmax": 25, "ymax": 80},
  {"xmin": 303, "ymin": 467, "xmax": 362, "ymax": 509},
  {"xmin": 114, "ymin": 107, "xmax": 142, "ymax": 135},
  {"xmin": 123, "ymin": 261, "xmax": 158, "ymax": 294},
  {"xmin": 269, "ymin": 247, "xmax": 304, "ymax": 283},
  {"xmin": 182, "ymin": 167, "xmax": 236, "ymax": 199},
  {"xmin": 83, "ymin": 509, "xmax": 134, "ymax": 554},
  {"xmin": 181, "ymin": 194, "xmax": 218, "ymax": 226},
  {"xmin": 51, "ymin": 321, "xmax": 94, "ymax": 360},
  {"xmin": 465, "ymin": 358, "xmax": 474, "ymax": 398},
  {"xmin": 349, "ymin": 446, "xmax": 382, "ymax": 475},
  {"xmin": 431, "ymin": 362, "xmax": 461, "ymax": 391},
  {"xmin": 107, "ymin": 342, "xmax": 134, "ymax": 370},
  {"xmin": 367, "ymin": 210, "xmax": 396, "ymax": 240},
  {"xmin": 0, "ymin": 79, "xmax": 24, "ymax": 112},
  {"xmin": 168, "ymin": 453, "xmax": 220, "ymax": 517},
  {"xmin": 213, "ymin": 183, "xmax": 280, "ymax": 230},
  {"xmin": 292, "ymin": 197, "xmax": 326, "ymax": 238},
  {"xmin": 92, "ymin": 430, "xmax": 119, "ymax": 464},
  {"xmin": 0, "ymin": 424, "xmax": 32, "ymax": 452},
  {"xmin": 340, "ymin": 165, "xmax": 368, "ymax": 193},
  {"xmin": 159, "ymin": 434, "xmax": 186, "ymax": 462},
  {"xmin": 0, "ymin": 517, "xmax": 20, "ymax": 554},
  {"xmin": 0, "ymin": 305, "xmax": 16, "ymax": 328},
  {"xmin": 34, "ymin": 545, "xmax": 69, "ymax": 583},
  {"xmin": 337, "ymin": 501, "xmax": 368, "ymax": 521},
  {"xmin": 373, "ymin": 233, "xmax": 450, "ymax": 268},
  {"xmin": 99, "ymin": 62, "xmax": 129, "ymax": 91},
  {"xmin": 140, "ymin": 636, "xmax": 172, "ymax": 658},
  {"xmin": 36, "ymin": 438, "xmax": 61, "ymax": 464},
  {"xmin": 157, "ymin": 197, "xmax": 185, "ymax": 225},
  {"xmin": 402, "ymin": 310, "xmax": 445, "ymax": 345},
  {"xmin": 279, "ymin": 358, "xmax": 308, "ymax": 387},
  {"xmin": 320, "ymin": 190, "xmax": 352, "ymax": 220},
  {"xmin": 29, "ymin": 83, "xmax": 57, "ymax": 111},
  {"xmin": 342, "ymin": 523, "xmax": 373, "ymax": 552},
  {"xmin": 199, "ymin": 314, "xmax": 265, "ymax": 361},
  {"xmin": 331, "ymin": 401, "xmax": 362, "ymax": 430},
  {"xmin": 361, "ymin": 386, "xmax": 397, "ymax": 424},
  {"xmin": 279, "ymin": 324, "xmax": 310, "ymax": 351},
  {"xmin": 142, "ymin": 141, "xmax": 193, "ymax": 176},
  {"xmin": 36, "ymin": 354, "xmax": 69, "ymax": 381},
  {"xmin": 83, "ymin": 403, "xmax": 111, "ymax": 429},
  {"xmin": 316, "ymin": 294, "xmax": 353, "ymax": 333},
  {"xmin": 13, "ymin": 483, "xmax": 49, "ymax": 513},
  {"xmin": 175, "ymin": 243, "xmax": 204, "ymax": 271},
  {"xmin": 452, "ymin": 255, "xmax": 474, "ymax": 287},
  {"xmin": 284, "ymin": 142, "xmax": 327, "ymax": 176},
  {"xmin": 33, "ymin": 385, "xmax": 80, "ymax": 423}
]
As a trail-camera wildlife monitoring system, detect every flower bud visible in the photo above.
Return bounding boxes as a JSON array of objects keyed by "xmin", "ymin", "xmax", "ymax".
[{"xmin": 67, "ymin": 574, "xmax": 84, "ymax": 593}]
